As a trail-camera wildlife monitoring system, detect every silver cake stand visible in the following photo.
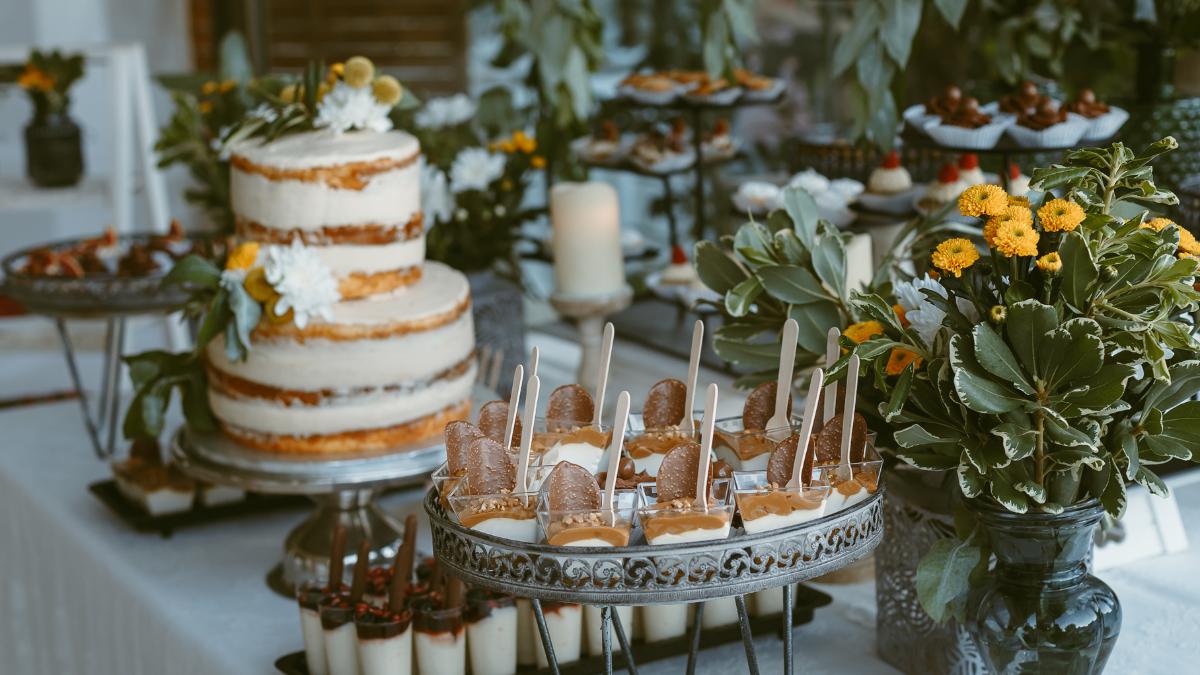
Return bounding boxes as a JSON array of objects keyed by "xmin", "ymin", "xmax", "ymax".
[
  {"xmin": 426, "ymin": 486, "xmax": 884, "ymax": 675},
  {"xmin": 171, "ymin": 382, "xmax": 494, "ymax": 597}
]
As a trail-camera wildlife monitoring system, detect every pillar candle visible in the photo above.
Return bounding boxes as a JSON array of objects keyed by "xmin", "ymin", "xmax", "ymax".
[
  {"xmin": 845, "ymin": 232, "xmax": 874, "ymax": 292},
  {"xmin": 550, "ymin": 182, "xmax": 625, "ymax": 296}
]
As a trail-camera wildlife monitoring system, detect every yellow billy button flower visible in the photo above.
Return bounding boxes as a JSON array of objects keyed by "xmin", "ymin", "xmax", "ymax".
[
  {"xmin": 1036, "ymin": 252, "xmax": 1062, "ymax": 275},
  {"xmin": 844, "ymin": 320, "xmax": 884, "ymax": 344},
  {"xmin": 1177, "ymin": 228, "xmax": 1200, "ymax": 256},
  {"xmin": 243, "ymin": 267, "xmax": 275, "ymax": 303},
  {"xmin": 984, "ymin": 205, "xmax": 1034, "ymax": 248},
  {"xmin": 372, "ymin": 75, "xmax": 403, "ymax": 106},
  {"xmin": 225, "ymin": 242, "xmax": 260, "ymax": 271},
  {"xmin": 265, "ymin": 295, "xmax": 294, "ymax": 325},
  {"xmin": 958, "ymin": 184, "xmax": 1008, "ymax": 218},
  {"xmin": 218, "ymin": 79, "xmax": 237, "ymax": 93},
  {"xmin": 930, "ymin": 238, "xmax": 980, "ymax": 278},
  {"xmin": 1141, "ymin": 217, "xmax": 1174, "ymax": 231},
  {"xmin": 992, "ymin": 222, "xmax": 1040, "ymax": 257},
  {"xmin": 886, "ymin": 348, "xmax": 922, "ymax": 376},
  {"xmin": 343, "ymin": 56, "xmax": 374, "ymax": 89},
  {"xmin": 1038, "ymin": 198, "xmax": 1085, "ymax": 232}
]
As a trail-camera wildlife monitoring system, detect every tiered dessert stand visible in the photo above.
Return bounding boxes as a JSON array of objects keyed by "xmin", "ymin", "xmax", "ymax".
[
  {"xmin": 425, "ymin": 487, "xmax": 884, "ymax": 675},
  {"xmin": 1, "ymin": 233, "xmax": 195, "ymax": 458}
]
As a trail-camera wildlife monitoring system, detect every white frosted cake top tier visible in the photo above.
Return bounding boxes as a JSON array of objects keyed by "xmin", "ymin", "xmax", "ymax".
[{"xmin": 230, "ymin": 129, "xmax": 419, "ymax": 170}]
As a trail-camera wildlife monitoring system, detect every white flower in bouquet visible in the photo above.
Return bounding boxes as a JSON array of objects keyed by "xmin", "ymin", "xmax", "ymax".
[
  {"xmin": 894, "ymin": 274, "xmax": 978, "ymax": 346},
  {"xmin": 415, "ymin": 94, "xmax": 477, "ymax": 129},
  {"xmin": 449, "ymin": 147, "xmax": 506, "ymax": 193},
  {"xmin": 787, "ymin": 168, "xmax": 830, "ymax": 195},
  {"xmin": 263, "ymin": 240, "xmax": 340, "ymax": 329},
  {"xmin": 421, "ymin": 160, "xmax": 454, "ymax": 225},
  {"xmin": 315, "ymin": 81, "xmax": 393, "ymax": 133}
]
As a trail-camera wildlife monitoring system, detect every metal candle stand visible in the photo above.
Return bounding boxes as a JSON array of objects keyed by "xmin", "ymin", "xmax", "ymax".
[{"xmin": 425, "ymin": 488, "xmax": 884, "ymax": 675}]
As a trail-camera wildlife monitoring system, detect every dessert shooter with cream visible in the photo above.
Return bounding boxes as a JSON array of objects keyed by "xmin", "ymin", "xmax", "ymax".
[
  {"xmin": 533, "ymin": 602, "xmax": 584, "ymax": 668},
  {"xmin": 626, "ymin": 320, "xmax": 704, "ymax": 476},
  {"xmin": 414, "ymin": 576, "xmax": 467, "ymax": 675},
  {"xmin": 356, "ymin": 514, "xmax": 417, "ymax": 675},
  {"xmin": 532, "ymin": 384, "xmax": 612, "ymax": 471},
  {"xmin": 112, "ymin": 438, "xmax": 196, "ymax": 515},
  {"xmin": 320, "ymin": 538, "xmax": 372, "ymax": 675},
  {"xmin": 809, "ymin": 355, "xmax": 882, "ymax": 513},
  {"xmin": 713, "ymin": 381, "xmax": 794, "ymax": 471},
  {"xmin": 298, "ymin": 527, "xmax": 348, "ymax": 675},
  {"xmin": 432, "ymin": 420, "xmax": 483, "ymax": 510},
  {"xmin": 464, "ymin": 589, "xmax": 519, "ymax": 675}
]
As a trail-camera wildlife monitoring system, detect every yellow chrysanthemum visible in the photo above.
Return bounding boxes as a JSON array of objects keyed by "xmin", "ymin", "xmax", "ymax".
[
  {"xmin": 343, "ymin": 56, "xmax": 374, "ymax": 88},
  {"xmin": 958, "ymin": 184, "xmax": 1008, "ymax": 218},
  {"xmin": 279, "ymin": 83, "xmax": 298, "ymax": 103},
  {"xmin": 985, "ymin": 205, "xmax": 1034, "ymax": 246},
  {"xmin": 1008, "ymin": 195, "xmax": 1030, "ymax": 207},
  {"xmin": 1038, "ymin": 199, "xmax": 1085, "ymax": 233},
  {"xmin": 225, "ymin": 242, "xmax": 260, "ymax": 271},
  {"xmin": 886, "ymin": 348, "xmax": 923, "ymax": 375},
  {"xmin": 992, "ymin": 222, "xmax": 1041, "ymax": 257},
  {"xmin": 372, "ymin": 75, "xmax": 403, "ymax": 106},
  {"xmin": 1141, "ymin": 217, "xmax": 1175, "ymax": 232},
  {"xmin": 198, "ymin": 100, "xmax": 213, "ymax": 114},
  {"xmin": 326, "ymin": 62, "xmax": 344, "ymax": 85},
  {"xmin": 1036, "ymin": 252, "xmax": 1062, "ymax": 274},
  {"xmin": 531, "ymin": 156, "xmax": 546, "ymax": 169},
  {"xmin": 931, "ymin": 238, "xmax": 980, "ymax": 278},
  {"xmin": 844, "ymin": 321, "xmax": 884, "ymax": 344},
  {"xmin": 243, "ymin": 267, "xmax": 275, "ymax": 303},
  {"xmin": 513, "ymin": 130, "xmax": 537, "ymax": 154},
  {"xmin": 1178, "ymin": 228, "xmax": 1200, "ymax": 256},
  {"xmin": 264, "ymin": 295, "xmax": 294, "ymax": 325}
]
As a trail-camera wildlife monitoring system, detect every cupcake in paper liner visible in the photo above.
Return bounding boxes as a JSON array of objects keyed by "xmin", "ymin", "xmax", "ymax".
[
  {"xmin": 1006, "ymin": 101, "xmax": 1090, "ymax": 148},
  {"xmin": 926, "ymin": 97, "xmax": 1011, "ymax": 150},
  {"xmin": 902, "ymin": 104, "xmax": 939, "ymax": 135},
  {"xmin": 904, "ymin": 85, "xmax": 970, "ymax": 135},
  {"xmin": 1068, "ymin": 89, "xmax": 1128, "ymax": 141}
]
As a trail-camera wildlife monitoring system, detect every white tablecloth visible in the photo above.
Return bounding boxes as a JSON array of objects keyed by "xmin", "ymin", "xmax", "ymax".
[{"xmin": 1, "ymin": 336, "xmax": 1197, "ymax": 674}]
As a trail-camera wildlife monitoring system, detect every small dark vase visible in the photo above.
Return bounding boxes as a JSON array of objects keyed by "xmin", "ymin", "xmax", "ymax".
[
  {"xmin": 25, "ymin": 110, "xmax": 84, "ymax": 188},
  {"xmin": 967, "ymin": 499, "xmax": 1121, "ymax": 675}
]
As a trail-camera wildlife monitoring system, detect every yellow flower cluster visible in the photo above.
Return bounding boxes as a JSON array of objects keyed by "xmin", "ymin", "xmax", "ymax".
[
  {"xmin": 321, "ymin": 56, "xmax": 403, "ymax": 106},
  {"xmin": 844, "ymin": 321, "xmax": 884, "ymax": 344},
  {"xmin": 1038, "ymin": 199, "xmax": 1086, "ymax": 233},
  {"xmin": 992, "ymin": 221, "xmax": 1041, "ymax": 257},
  {"xmin": 17, "ymin": 65, "xmax": 54, "ymax": 92},
  {"xmin": 983, "ymin": 205, "xmax": 1033, "ymax": 247},
  {"xmin": 958, "ymin": 184, "xmax": 1008, "ymax": 218},
  {"xmin": 1142, "ymin": 217, "xmax": 1200, "ymax": 257},
  {"xmin": 225, "ymin": 243, "xmax": 292, "ymax": 324},
  {"xmin": 930, "ymin": 238, "xmax": 980, "ymax": 278},
  {"xmin": 200, "ymin": 79, "xmax": 238, "ymax": 96},
  {"xmin": 491, "ymin": 130, "xmax": 546, "ymax": 169}
]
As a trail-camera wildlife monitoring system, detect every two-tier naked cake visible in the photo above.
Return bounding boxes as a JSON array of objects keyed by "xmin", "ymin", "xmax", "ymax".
[{"xmin": 206, "ymin": 129, "xmax": 476, "ymax": 454}]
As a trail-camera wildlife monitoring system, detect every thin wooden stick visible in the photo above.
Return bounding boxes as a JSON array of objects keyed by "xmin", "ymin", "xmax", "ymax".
[
  {"xmin": 790, "ymin": 369, "xmax": 825, "ymax": 488},
  {"xmin": 504, "ymin": 364, "xmax": 523, "ymax": 449},
  {"xmin": 696, "ymin": 383, "xmax": 718, "ymax": 511},
  {"xmin": 593, "ymin": 322, "xmax": 615, "ymax": 426},
  {"xmin": 516, "ymin": 374, "xmax": 541, "ymax": 492},
  {"xmin": 680, "ymin": 319, "xmax": 704, "ymax": 433}
]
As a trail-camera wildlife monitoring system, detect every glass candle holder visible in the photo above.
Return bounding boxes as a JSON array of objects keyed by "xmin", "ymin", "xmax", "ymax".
[{"xmin": 637, "ymin": 478, "xmax": 735, "ymax": 545}]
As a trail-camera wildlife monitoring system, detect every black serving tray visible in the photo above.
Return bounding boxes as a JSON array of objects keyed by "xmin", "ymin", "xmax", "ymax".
[
  {"xmin": 275, "ymin": 584, "xmax": 832, "ymax": 674},
  {"xmin": 89, "ymin": 479, "xmax": 309, "ymax": 537}
]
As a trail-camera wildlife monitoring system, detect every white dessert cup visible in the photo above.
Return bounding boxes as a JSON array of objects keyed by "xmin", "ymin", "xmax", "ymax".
[
  {"xmin": 297, "ymin": 587, "xmax": 329, "ymax": 675},
  {"xmin": 318, "ymin": 598, "xmax": 360, "ymax": 675},
  {"xmin": 516, "ymin": 598, "xmax": 537, "ymax": 666},
  {"xmin": 533, "ymin": 603, "xmax": 583, "ymax": 668},
  {"xmin": 637, "ymin": 479, "xmax": 735, "ymax": 545},
  {"xmin": 701, "ymin": 597, "xmax": 739, "ymax": 628},
  {"xmin": 1004, "ymin": 112, "xmax": 1090, "ymax": 148},
  {"xmin": 712, "ymin": 417, "xmax": 796, "ymax": 472},
  {"xmin": 531, "ymin": 418, "xmax": 612, "ymax": 474},
  {"xmin": 925, "ymin": 118, "xmax": 1012, "ymax": 150},
  {"xmin": 448, "ymin": 486, "xmax": 540, "ymax": 543},
  {"xmin": 538, "ymin": 490, "xmax": 638, "ymax": 547},
  {"xmin": 639, "ymin": 604, "xmax": 688, "ymax": 642},
  {"xmin": 465, "ymin": 591, "xmax": 518, "ymax": 675},
  {"xmin": 741, "ymin": 79, "xmax": 784, "ymax": 102},
  {"xmin": 1082, "ymin": 106, "xmax": 1129, "ymax": 141},
  {"xmin": 619, "ymin": 83, "xmax": 682, "ymax": 106},
  {"xmin": 902, "ymin": 104, "xmax": 938, "ymax": 134},
  {"xmin": 683, "ymin": 86, "xmax": 743, "ymax": 106},
  {"xmin": 816, "ymin": 446, "xmax": 884, "ymax": 515},
  {"xmin": 414, "ymin": 604, "xmax": 466, "ymax": 675},
  {"xmin": 732, "ymin": 471, "xmax": 832, "ymax": 534},
  {"xmin": 355, "ymin": 610, "xmax": 413, "ymax": 675}
]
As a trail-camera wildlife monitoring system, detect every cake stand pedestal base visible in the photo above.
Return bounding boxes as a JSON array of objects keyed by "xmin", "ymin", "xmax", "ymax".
[
  {"xmin": 550, "ymin": 286, "xmax": 633, "ymax": 390},
  {"xmin": 281, "ymin": 489, "xmax": 406, "ymax": 594}
]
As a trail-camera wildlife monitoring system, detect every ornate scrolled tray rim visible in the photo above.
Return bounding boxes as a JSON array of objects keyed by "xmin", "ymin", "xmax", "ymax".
[{"xmin": 425, "ymin": 487, "xmax": 884, "ymax": 605}]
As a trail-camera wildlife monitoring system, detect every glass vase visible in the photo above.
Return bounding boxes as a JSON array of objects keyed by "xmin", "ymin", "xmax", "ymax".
[
  {"xmin": 967, "ymin": 498, "xmax": 1121, "ymax": 675},
  {"xmin": 24, "ymin": 110, "xmax": 84, "ymax": 188}
]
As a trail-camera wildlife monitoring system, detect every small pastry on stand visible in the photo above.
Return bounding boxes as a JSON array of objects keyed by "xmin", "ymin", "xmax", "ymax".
[
  {"xmin": 903, "ymin": 84, "xmax": 961, "ymax": 133},
  {"xmin": 1008, "ymin": 163, "xmax": 1031, "ymax": 197},
  {"xmin": 531, "ymin": 325, "xmax": 615, "ymax": 472},
  {"xmin": 573, "ymin": 120, "xmax": 625, "ymax": 164},
  {"xmin": 1070, "ymin": 88, "xmax": 1129, "ymax": 141},
  {"xmin": 1007, "ymin": 98, "xmax": 1089, "ymax": 148},
  {"xmin": 860, "ymin": 150, "xmax": 918, "ymax": 215},
  {"xmin": 957, "ymin": 153, "xmax": 986, "ymax": 186},
  {"xmin": 627, "ymin": 320, "xmax": 704, "ymax": 475},
  {"xmin": 700, "ymin": 118, "xmax": 738, "ymax": 159},
  {"xmin": 927, "ymin": 97, "xmax": 1011, "ymax": 149},
  {"xmin": 917, "ymin": 162, "xmax": 967, "ymax": 214},
  {"xmin": 999, "ymin": 80, "xmax": 1047, "ymax": 115},
  {"xmin": 732, "ymin": 180, "xmax": 782, "ymax": 216},
  {"xmin": 112, "ymin": 438, "xmax": 196, "ymax": 515},
  {"xmin": 733, "ymin": 68, "xmax": 784, "ymax": 101}
]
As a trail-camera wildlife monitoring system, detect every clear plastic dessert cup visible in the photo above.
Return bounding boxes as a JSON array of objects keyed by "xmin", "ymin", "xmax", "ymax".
[
  {"xmin": 637, "ymin": 478, "xmax": 735, "ymax": 545},
  {"xmin": 537, "ymin": 489, "xmax": 638, "ymax": 547},
  {"xmin": 413, "ymin": 602, "xmax": 465, "ymax": 675},
  {"xmin": 732, "ymin": 471, "xmax": 832, "ymax": 534},
  {"xmin": 529, "ymin": 418, "xmax": 612, "ymax": 474},
  {"xmin": 296, "ymin": 584, "xmax": 329, "ymax": 675},
  {"xmin": 319, "ymin": 593, "xmax": 361, "ymax": 675},
  {"xmin": 815, "ymin": 445, "xmax": 884, "ymax": 515},
  {"xmin": 448, "ymin": 485, "xmax": 540, "ymax": 544},
  {"xmin": 712, "ymin": 416, "xmax": 797, "ymax": 472},
  {"xmin": 624, "ymin": 411, "xmax": 700, "ymax": 477},
  {"xmin": 355, "ymin": 605, "xmax": 414, "ymax": 675}
]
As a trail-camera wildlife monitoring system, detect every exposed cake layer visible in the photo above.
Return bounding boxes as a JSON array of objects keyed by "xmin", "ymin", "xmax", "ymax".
[{"xmin": 230, "ymin": 130, "xmax": 421, "ymax": 232}]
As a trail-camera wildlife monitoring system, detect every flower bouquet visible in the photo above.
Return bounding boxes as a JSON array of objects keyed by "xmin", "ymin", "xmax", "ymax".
[{"xmin": 838, "ymin": 137, "xmax": 1200, "ymax": 673}]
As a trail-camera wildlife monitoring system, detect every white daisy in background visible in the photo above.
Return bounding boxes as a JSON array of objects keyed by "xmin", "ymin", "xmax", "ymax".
[
  {"xmin": 315, "ymin": 81, "xmax": 393, "ymax": 133},
  {"xmin": 421, "ymin": 160, "xmax": 454, "ymax": 225},
  {"xmin": 787, "ymin": 168, "xmax": 830, "ymax": 195},
  {"xmin": 894, "ymin": 274, "xmax": 979, "ymax": 346},
  {"xmin": 263, "ymin": 240, "xmax": 340, "ymax": 329},
  {"xmin": 415, "ymin": 94, "xmax": 477, "ymax": 129},
  {"xmin": 449, "ymin": 147, "xmax": 506, "ymax": 193}
]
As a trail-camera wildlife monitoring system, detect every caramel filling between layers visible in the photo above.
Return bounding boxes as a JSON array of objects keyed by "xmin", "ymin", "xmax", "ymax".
[
  {"xmin": 530, "ymin": 426, "xmax": 612, "ymax": 455},
  {"xmin": 715, "ymin": 429, "xmax": 774, "ymax": 460},
  {"xmin": 236, "ymin": 211, "xmax": 424, "ymax": 245},
  {"xmin": 627, "ymin": 429, "xmax": 695, "ymax": 458},
  {"xmin": 207, "ymin": 354, "xmax": 475, "ymax": 406},
  {"xmin": 339, "ymin": 266, "xmax": 422, "ymax": 300},
  {"xmin": 230, "ymin": 150, "xmax": 421, "ymax": 190},
  {"xmin": 546, "ymin": 524, "xmax": 631, "ymax": 547},
  {"xmin": 833, "ymin": 471, "xmax": 879, "ymax": 496},
  {"xmin": 459, "ymin": 503, "xmax": 536, "ymax": 529},
  {"xmin": 251, "ymin": 294, "xmax": 470, "ymax": 342},
  {"xmin": 642, "ymin": 503, "xmax": 731, "ymax": 540},
  {"xmin": 220, "ymin": 399, "xmax": 471, "ymax": 454},
  {"xmin": 737, "ymin": 491, "xmax": 823, "ymax": 521}
]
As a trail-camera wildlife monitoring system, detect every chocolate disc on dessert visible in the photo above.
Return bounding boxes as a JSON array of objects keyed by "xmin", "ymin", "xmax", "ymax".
[
  {"xmin": 464, "ymin": 436, "xmax": 516, "ymax": 495},
  {"xmin": 546, "ymin": 384, "xmax": 594, "ymax": 431},
  {"xmin": 743, "ymin": 381, "xmax": 792, "ymax": 430},
  {"xmin": 643, "ymin": 378, "xmax": 686, "ymax": 429},
  {"xmin": 812, "ymin": 412, "xmax": 868, "ymax": 465},
  {"xmin": 477, "ymin": 400, "xmax": 520, "ymax": 448},
  {"xmin": 544, "ymin": 461, "xmax": 601, "ymax": 511},
  {"xmin": 445, "ymin": 421, "xmax": 484, "ymax": 475},
  {"xmin": 656, "ymin": 442, "xmax": 703, "ymax": 502},
  {"xmin": 766, "ymin": 434, "xmax": 816, "ymax": 487}
]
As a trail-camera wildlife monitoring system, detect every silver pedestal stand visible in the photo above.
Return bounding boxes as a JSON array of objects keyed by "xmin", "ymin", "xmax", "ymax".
[
  {"xmin": 171, "ymin": 415, "xmax": 458, "ymax": 597},
  {"xmin": 427, "ymin": 487, "xmax": 884, "ymax": 675}
]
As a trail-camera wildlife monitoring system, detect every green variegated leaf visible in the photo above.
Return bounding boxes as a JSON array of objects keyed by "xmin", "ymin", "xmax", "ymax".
[
  {"xmin": 1134, "ymin": 467, "xmax": 1168, "ymax": 497},
  {"xmin": 1047, "ymin": 447, "xmax": 1105, "ymax": 471},
  {"xmin": 972, "ymin": 323, "xmax": 1033, "ymax": 394},
  {"xmin": 915, "ymin": 535, "xmax": 980, "ymax": 624},
  {"xmin": 724, "ymin": 277, "xmax": 762, "ymax": 317},
  {"xmin": 1159, "ymin": 401, "xmax": 1200, "ymax": 450},
  {"xmin": 894, "ymin": 424, "xmax": 963, "ymax": 448},
  {"xmin": 895, "ymin": 449, "xmax": 960, "ymax": 470},
  {"xmin": 990, "ymin": 479, "xmax": 1030, "ymax": 513},
  {"xmin": 992, "ymin": 422, "xmax": 1038, "ymax": 460},
  {"xmin": 882, "ymin": 362, "xmax": 915, "ymax": 422},
  {"xmin": 810, "ymin": 234, "xmax": 847, "ymax": 299},
  {"xmin": 1143, "ymin": 407, "xmax": 1164, "ymax": 435},
  {"xmin": 712, "ymin": 336, "xmax": 784, "ymax": 371},
  {"xmin": 1014, "ymin": 480, "xmax": 1047, "ymax": 504},
  {"xmin": 788, "ymin": 302, "xmax": 842, "ymax": 354},
  {"xmin": 695, "ymin": 240, "xmax": 747, "ymax": 295},
  {"xmin": 734, "ymin": 221, "xmax": 776, "ymax": 265},
  {"xmin": 1037, "ymin": 318, "xmax": 1103, "ymax": 392},
  {"xmin": 950, "ymin": 335, "xmax": 1025, "ymax": 414},
  {"xmin": 1120, "ymin": 431, "xmax": 1140, "ymax": 480},
  {"xmin": 1100, "ymin": 461, "xmax": 1127, "ymax": 518},
  {"xmin": 1058, "ymin": 231, "xmax": 1097, "ymax": 311},
  {"xmin": 1140, "ymin": 434, "xmax": 1192, "ymax": 462},
  {"xmin": 1005, "ymin": 300, "xmax": 1058, "ymax": 375}
]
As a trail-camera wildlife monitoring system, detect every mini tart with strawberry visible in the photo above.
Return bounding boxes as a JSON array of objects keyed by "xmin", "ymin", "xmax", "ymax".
[
  {"xmin": 918, "ymin": 162, "xmax": 966, "ymax": 212},
  {"xmin": 867, "ymin": 151, "xmax": 912, "ymax": 195},
  {"xmin": 957, "ymin": 153, "xmax": 986, "ymax": 186},
  {"xmin": 660, "ymin": 245, "xmax": 699, "ymax": 286}
]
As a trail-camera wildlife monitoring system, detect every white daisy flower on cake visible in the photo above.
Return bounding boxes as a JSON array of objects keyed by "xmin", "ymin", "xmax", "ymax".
[
  {"xmin": 449, "ymin": 147, "xmax": 506, "ymax": 193},
  {"xmin": 420, "ymin": 160, "xmax": 454, "ymax": 225},
  {"xmin": 263, "ymin": 239, "xmax": 340, "ymax": 329},
  {"xmin": 415, "ymin": 94, "xmax": 477, "ymax": 129},
  {"xmin": 315, "ymin": 81, "xmax": 393, "ymax": 133}
]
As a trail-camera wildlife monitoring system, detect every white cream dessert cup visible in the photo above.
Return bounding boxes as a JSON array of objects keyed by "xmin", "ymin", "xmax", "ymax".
[
  {"xmin": 533, "ymin": 602, "xmax": 584, "ymax": 668},
  {"xmin": 537, "ymin": 490, "xmax": 638, "ymax": 548},
  {"xmin": 1081, "ymin": 106, "xmax": 1129, "ymax": 141},
  {"xmin": 448, "ymin": 485, "xmax": 541, "ymax": 544},
  {"xmin": 297, "ymin": 586, "xmax": 329, "ymax": 675},
  {"xmin": 712, "ymin": 416, "xmax": 796, "ymax": 472},
  {"xmin": 516, "ymin": 598, "xmax": 537, "ymax": 666},
  {"xmin": 925, "ymin": 118, "xmax": 1012, "ymax": 150},
  {"xmin": 639, "ymin": 604, "xmax": 689, "ymax": 642},
  {"xmin": 624, "ymin": 410, "xmax": 701, "ymax": 477},
  {"xmin": 465, "ymin": 590, "xmax": 518, "ymax": 675},
  {"xmin": 355, "ymin": 607, "xmax": 413, "ymax": 675},
  {"xmin": 1005, "ymin": 112, "xmax": 1090, "ymax": 148},
  {"xmin": 817, "ymin": 447, "xmax": 884, "ymax": 515},
  {"xmin": 414, "ymin": 603, "xmax": 466, "ymax": 675},
  {"xmin": 318, "ymin": 596, "xmax": 360, "ymax": 675},
  {"xmin": 732, "ymin": 471, "xmax": 832, "ymax": 534},
  {"xmin": 637, "ymin": 479, "xmax": 735, "ymax": 545},
  {"xmin": 530, "ymin": 417, "xmax": 612, "ymax": 474}
]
